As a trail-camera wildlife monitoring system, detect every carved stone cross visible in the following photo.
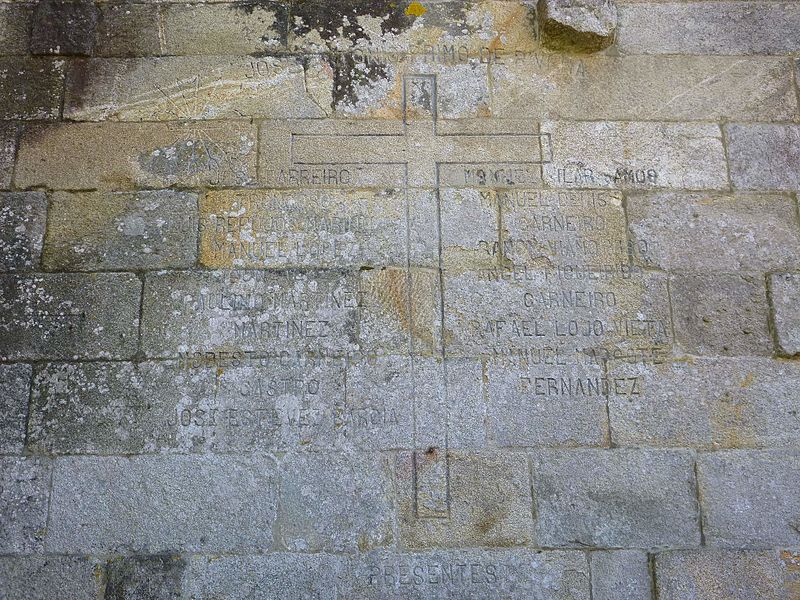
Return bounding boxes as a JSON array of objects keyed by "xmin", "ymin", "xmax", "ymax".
[{"xmin": 263, "ymin": 74, "xmax": 551, "ymax": 518}]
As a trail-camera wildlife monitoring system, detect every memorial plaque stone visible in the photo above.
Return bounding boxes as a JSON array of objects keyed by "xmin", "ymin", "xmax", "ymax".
[{"xmin": 3, "ymin": 0, "xmax": 800, "ymax": 596}]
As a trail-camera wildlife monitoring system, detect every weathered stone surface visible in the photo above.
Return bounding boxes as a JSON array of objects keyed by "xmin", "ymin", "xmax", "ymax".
[
  {"xmin": 0, "ymin": 123, "xmax": 16, "ymax": 190},
  {"xmin": 182, "ymin": 554, "xmax": 342, "ymax": 600},
  {"xmin": 727, "ymin": 124, "xmax": 800, "ymax": 191},
  {"xmin": 617, "ymin": 2, "xmax": 800, "ymax": 55},
  {"xmin": 64, "ymin": 57, "xmax": 330, "ymax": 121},
  {"xmin": 670, "ymin": 273, "xmax": 772, "ymax": 357},
  {"xmin": 0, "ymin": 556, "xmax": 101, "ymax": 600},
  {"xmin": 29, "ymin": 359, "xmax": 346, "ymax": 454},
  {"xmin": 43, "ymin": 190, "xmax": 198, "ymax": 271},
  {"xmin": 5, "ymin": 0, "xmax": 800, "ymax": 592},
  {"xmin": 0, "ymin": 273, "xmax": 140, "ymax": 360},
  {"xmin": 162, "ymin": 2, "xmax": 286, "ymax": 55},
  {"xmin": 484, "ymin": 358, "xmax": 610, "ymax": 447},
  {"xmin": 279, "ymin": 452, "xmax": 395, "ymax": 552},
  {"xmin": 0, "ymin": 58, "xmax": 63, "ymax": 120},
  {"xmin": 542, "ymin": 121, "xmax": 728, "ymax": 190},
  {"xmin": 261, "ymin": 116, "xmax": 546, "ymax": 189},
  {"xmin": 0, "ymin": 5, "xmax": 31, "ymax": 56},
  {"xmin": 0, "ymin": 363, "xmax": 30, "ymax": 454},
  {"xmin": 140, "ymin": 268, "xmax": 440, "ymax": 358},
  {"xmin": 628, "ymin": 193, "xmax": 800, "ymax": 272},
  {"xmin": 697, "ymin": 450, "xmax": 800, "ymax": 547},
  {"xmin": 492, "ymin": 54, "xmax": 797, "ymax": 121},
  {"xmin": 327, "ymin": 57, "xmax": 490, "ymax": 119},
  {"xmin": 609, "ymin": 358, "xmax": 800, "ymax": 449},
  {"xmin": 538, "ymin": 0, "xmax": 617, "ymax": 52},
  {"xmin": 16, "ymin": 122, "xmax": 257, "ymax": 189},
  {"xmin": 531, "ymin": 449, "xmax": 700, "ymax": 548},
  {"xmin": 656, "ymin": 549, "xmax": 800, "ymax": 600},
  {"xmin": 441, "ymin": 187, "xmax": 629, "ymax": 271},
  {"xmin": 288, "ymin": 1, "xmax": 538, "ymax": 56},
  {"xmin": 0, "ymin": 192, "xmax": 47, "ymax": 272},
  {"xmin": 591, "ymin": 550, "xmax": 652, "ymax": 600},
  {"xmin": 199, "ymin": 188, "xmax": 436, "ymax": 269},
  {"xmin": 30, "ymin": 0, "xmax": 99, "ymax": 56},
  {"xmin": 104, "ymin": 555, "xmax": 185, "ymax": 600},
  {"xmin": 0, "ymin": 457, "xmax": 50, "ymax": 553},
  {"xmin": 397, "ymin": 451, "xmax": 533, "ymax": 548},
  {"xmin": 770, "ymin": 273, "xmax": 800, "ymax": 356},
  {"xmin": 342, "ymin": 549, "xmax": 591, "ymax": 599},
  {"xmin": 47, "ymin": 455, "xmax": 278, "ymax": 553},
  {"xmin": 95, "ymin": 2, "xmax": 162, "ymax": 57},
  {"xmin": 443, "ymin": 268, "xmax": 672, "ymax": 360}
]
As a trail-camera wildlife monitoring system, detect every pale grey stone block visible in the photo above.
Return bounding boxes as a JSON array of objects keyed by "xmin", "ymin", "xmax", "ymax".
[
  {"xmin": 197, "ymin": 188, "xmax": 435, "ymax": 270},
  {"xmin": 531, "ymin": 449, "xmax": 700, "ymax": 548},
  {"xmin": 617, "ymin": 2, "xmax": 800, "ymax": 55},
  {"xmin": 485, "ymin": 358, "xmax": 610, "ymax": 447},
  {"xmin": 47, "ymin": 455, "xmax": 278, "ymax": 553},
  {"xmin": 0, "ymin": 457, "xmax": 50, "ymax": 553},
  {"xmin": 655, "ymin": 549, "xmax": 798, "ymax": 600},
  {"xmin": 541, "ymin": 121, "xmax": 728, "ymax": 190},
  {"xmin": 697, "ymin": 450, "xmax": 800, "ymax": 548},
  {"xmin": 0, "ymin": 363, "xmax": 30, "ymax": 454},
  {"xmin": 670, "ymin": 273, "xmax": 772, "ymax": 357},
  {"xmin": 628, "ymin": 193, "xmax": 800, "ymax": 273},
  {"xmin": 538, "ymin": 0, "xmax": 617, "ymax": 52},
  {"xmin": 342, "ymin": 549, "xmax": 591, "ymax": 599},
  {"xmin": 491, "ymin": 55, "xmax": 797, "ymax": 122},
  {"xmin": 0, "ymin": 556, "xmax": 101, "ymax": 600},
  {"xmin": 608, "ymin": 358, "xmax": 800, "ymax": 449},
  {"xmin": 0, "ymin": 192, "xmax": 47, "ymax": 272},
  {"xmin": 770, "ymin": 272, "xmax": 800, "ymax": 355},
  {"xmin": 591, "ymin": 550, "xmax": 652, "ymax": 600},
  {"xmin": 396, "ymin": 450, "xmax": 534, "ymax": 549},
  {"xmin": 440, "ymin": 187, "xmax": 629, "ymax": 272},
  {"xmin": 278, "ymin": 451, "xmax": 395, "ymax": 552},
  {"xmin": 43, "ymin": 190, "xmax": 198, "ymax": 271},
  {"xmin": 182, "ymin": 554, "xmax": 342, "ymax": 600},
  {"xmin": 727, "ymin": 124, "xmax": 800, "ymax": 191},
  {"xmin": 64, "ymin": 57, "xmax": 328, "ymax": 121},
  {"xmin": 141, "ymin": 268, "xmax": 440, "ymax": 359},
  {"xmin": 0, "ymin": 273, "xmax": 141, "ymax": 360},
  {"xmin": 443, "ymin": 268, "xmax": 672, "ymax": 360}
]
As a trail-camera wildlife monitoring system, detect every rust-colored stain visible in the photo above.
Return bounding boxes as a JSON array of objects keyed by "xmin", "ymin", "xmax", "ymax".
[{"xmin": 405, "ymin": 1, "xmax": 427, "ymax": 17}]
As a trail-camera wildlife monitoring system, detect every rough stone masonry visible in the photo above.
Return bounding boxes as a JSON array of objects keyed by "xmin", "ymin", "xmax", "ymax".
[{"xmin": 1, "ymin": 0, "xmax": 800, "ymax": 598}]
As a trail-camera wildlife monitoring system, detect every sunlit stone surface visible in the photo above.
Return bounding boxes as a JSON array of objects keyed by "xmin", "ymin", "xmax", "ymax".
[{"xmin": 2, "ymin": 0, "xmax": 800, "ymax": 597}]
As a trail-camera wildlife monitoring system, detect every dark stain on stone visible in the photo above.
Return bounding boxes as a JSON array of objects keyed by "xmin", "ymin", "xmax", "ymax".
[
  {"xmin": 231, "ymin": 1, "xmax": 289, "ymax": 48},
  {"xmin": 288, "ymin": 0, "xmax": 421, "ymax": 109},
  {"xmin": 328, "ymin": 52, "xmax": 389, "ymax": 109},
  {"xmin": 476, "ymin": 510, "xmax": 501, "ymax": 535},
  {"xmin": 30, "ymin": 0, "xmax": 100, "ymax": 57},
  {"xmin": 103, "ymin": 555, "xmax": 185, "ymax": 600},
  {"xmin": 63, "ymin": 58, "xmax": 92, "ymax": 115},
  {"xmin": 291, "ymin": 0, "xmax": 416, "ymax": 43}
]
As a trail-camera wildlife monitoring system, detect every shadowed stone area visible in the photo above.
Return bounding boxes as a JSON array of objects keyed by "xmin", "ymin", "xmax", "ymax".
[{"xmin": 2, "ymin": 0, "xmax": 800, "ymax": 597}]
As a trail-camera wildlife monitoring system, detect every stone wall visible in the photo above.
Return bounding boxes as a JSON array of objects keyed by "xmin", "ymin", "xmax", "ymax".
[{"xmin": 1, "ymin": 0, "xmax": 800, "ymax": 598}]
